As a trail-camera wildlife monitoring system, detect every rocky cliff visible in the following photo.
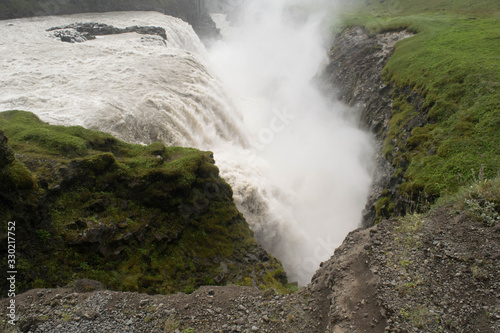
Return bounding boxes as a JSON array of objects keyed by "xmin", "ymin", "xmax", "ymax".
[
  {"xmin": 311, "ymin": 16, "xmax": 499, "ymax": 332},
  {"xmin": 322, "ymin": 26, "xmax": 414, "ymax": 226},
  {"xmin": 323, "ymin": 19, "xmax": 499, "ymax": 226},
  {"xmin": 0, "ymin": 111, "xmax": 286, "ymax": 296},
  {"xmin": 308, "ymin": 202, "xmax": 500, "ymax": 332}
]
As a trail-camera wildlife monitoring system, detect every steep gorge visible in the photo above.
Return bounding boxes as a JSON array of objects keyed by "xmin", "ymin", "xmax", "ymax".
[
  {"xmin": 322, "ymin": 26, "xmax": 414, "ymax": 226},
  {"xmin": 1, "ymin": 1, "xmax": 499, "ymax": 332},
  {"xmin": 324, "ymin": 18, "xmax": 499, "ymax": 226}
]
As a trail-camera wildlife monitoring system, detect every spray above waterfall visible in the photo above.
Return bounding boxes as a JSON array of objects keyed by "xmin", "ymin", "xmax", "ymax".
[
  {"xmin": 208, "ymin": 0, "xmax": 373, "ymax": 283},
  {"xmin": 0, "ymin": 5, "xmax": 373, "ymax": 284}
]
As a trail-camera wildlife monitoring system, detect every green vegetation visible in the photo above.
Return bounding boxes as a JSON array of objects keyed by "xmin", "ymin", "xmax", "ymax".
[
  {"xmin": 341, "ymin": 0, "xmax": 500, "ymax": 217},
  {"xmin": 0, "ymin": 110, "xmax": 286, "ymax": 295},
  {"xmin": 347, "ymin": 0, "xmax": 500, "ymax": 18},
  {"xmin": 259, "ymin": 268, "xmax": 297, "ymax": 295},
  {"xmin": 400, "ymin": 306, "xmax": 434, "ymax": 329},
  {"xmin": 436, "ymin": 176, "xmax": 500, "ymax": 226},
  {"xmin": 394, "ymin": 213, "xmax": 425, "ymax": 234},
  {"xmin": 163, "ymin": 317, "xmax": 180, "ymax": 332}
]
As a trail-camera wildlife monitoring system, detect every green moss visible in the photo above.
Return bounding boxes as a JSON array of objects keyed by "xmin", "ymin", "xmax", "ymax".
[
  {"xmin": 341, "ymin": 1, "xmax": 500, "ymax": 211},
  {"xmin": 0, "ymin": 159, "xmax": 36, "ymax": 191},
  {"xmin": 258, "ymin": 268, "xmax": 298, "ymax": 295},
  {"xmin": 0, "ymin": 111, "xmax": 87, "ymax": 157},
  {"xmin": 74, "ymin": 153, "xmax": 117, "ymax": 173},
  {"xmin": 0, "ymin": 110, "xmax": 286, "ymax": 295},
  {"xmin": 385, "ymin": 15, "xmax": 499, "ymax": 199},
  {"xmin": 375, "ymin": 196, "xmax": 395, "ymax": 222}
]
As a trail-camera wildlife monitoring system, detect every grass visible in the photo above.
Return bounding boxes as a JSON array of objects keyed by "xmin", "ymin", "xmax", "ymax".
[
  {"xmin": 0, "ymin": 110, "xmax": 286, "ymax": 295},
  {"xmin": 436, "ymin": 176, "xmax": 500, "ymax": 226},
  {"xmin": 342, "ymin": 0, "xmax": 500, "ymax": 21},
  {"xmin": 384, "ymin": 15, "xmax": 499, "ymax": 197},
  {"xmin": 163, "ymin": 317, "xmax": 180, "ymax": 332},
  {"xmin": 394, "ymin": 213, "xmax": 425, "ymax": 234},
  {"xmin": 338, "ymin": 0, "xmax": 500, "ymax": 216}
]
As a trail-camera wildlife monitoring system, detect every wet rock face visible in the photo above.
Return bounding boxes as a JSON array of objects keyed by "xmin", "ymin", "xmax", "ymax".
[
  {"xmin": 47, "ymin": 22, "xmax": 167, "ymax": 43},
  {"xmin": 325, "ymin": 27, "xmax": 413, "ymax": 137},
  {"xmin": 323, "ymin": 26, "xmax": 413, "ymax": 226}
]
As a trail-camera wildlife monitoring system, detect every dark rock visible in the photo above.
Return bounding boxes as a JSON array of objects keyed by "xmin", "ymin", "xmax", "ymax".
[
  {"xmin": 48, "ymin": 22, "xmax": 168, "ymax": 43},
  {"xmin": 66, "ymin": 219, "xmax": 87, "ymax": 230},
  {"xmin": 69, "ymin": 222, "xmax": 117, "ymax": 244},
  {"xmin": 322, "ymin": 27, "xmax": 414, "ymax": 226},
  {"xmin": 0, "ymin": 130, "xmax": 14, "ymax": 168},
  {"xmin": 82, "ymin": 309, "xmax": 99, "ymax": 319},
  {"xmin": 19, "ymin": 316, "xmax": 42, "ymax": 332},
  {"xmin": 1, "ymin": 1, "xmax": 220, "ymax": 39}
]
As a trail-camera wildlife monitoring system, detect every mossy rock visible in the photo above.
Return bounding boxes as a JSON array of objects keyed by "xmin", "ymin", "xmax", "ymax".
[
  {"xmin": 0, "ymin": 110, "xmax": 286, "ymax": 295},
  {"xmin": 375, "ymin": 196, "xmax": 395, "ymax": 222}
]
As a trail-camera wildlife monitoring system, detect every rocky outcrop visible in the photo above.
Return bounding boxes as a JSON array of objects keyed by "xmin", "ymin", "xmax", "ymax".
[
  {"xmin": 322, "ymin": 26, "xmax": 413, "ymax": 226},
  {"xmin": 0, "ymin": 111, "xmax": 285, "ymax": 296},
  {"xmin": 47, "ymin": 22, "xmax": 167, "ymax": 43},
  {"xmin": 308, "ymin": 205, "xmax": 500, "ymax": 332}
]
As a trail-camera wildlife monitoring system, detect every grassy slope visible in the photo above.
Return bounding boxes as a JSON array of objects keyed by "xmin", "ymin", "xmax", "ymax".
[
  {"xmin": 340, "ymin": 0, "xmax": 500, "ymax": 212},
  {"xmin": 0, "ymin": 111, "xmax": 287, "ymax": 294}
]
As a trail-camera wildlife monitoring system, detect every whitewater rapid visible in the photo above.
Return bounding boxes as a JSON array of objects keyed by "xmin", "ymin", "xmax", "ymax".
[{"xmin": 0, "ymin": 9, "xmax": 372, "ymax": 284}]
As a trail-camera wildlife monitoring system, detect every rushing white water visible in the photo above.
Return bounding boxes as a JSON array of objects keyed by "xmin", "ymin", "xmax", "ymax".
[
  {"xmin": 208, "ymin": 1, "xmax": 373, "ymax": 283},
  {"xmin": 0, "ymin": 6, "xmax": 372, "ymax": 284},
  {"xmin": 0, "ymin": 12, "xmax": 247, "ymax": 148}
]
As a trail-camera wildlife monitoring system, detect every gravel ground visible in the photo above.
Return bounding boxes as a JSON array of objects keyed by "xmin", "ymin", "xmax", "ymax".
[
  {"xmin": 2, "ymin": 206, "xmax": 499, "ymax": 333},
  {"xmin": 1, "ymin": 282, "xmax": 327, "ymax": 333},
  {"xmin": 310, "ymin": 206, "xmax": 500, "ymax": 332}
]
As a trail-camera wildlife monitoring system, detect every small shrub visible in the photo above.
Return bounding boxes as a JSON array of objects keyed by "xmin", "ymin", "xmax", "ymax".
[
  {"xmin": 62, "ymin": 312, "xmax": 72, "ymax": 322},
  {"xmin": 163, "ymin": 317, "xmax": 179, "ymax": 332},
  {"xmin": 36, "ymin": 229, "xmax": 52, "ymax": 243},
  {"xmin": 79, "ymin": 262, "xmax": 90, "ymax": 271},
  {"xmin": 400, "ymin": 260, "xmax": 411, "ymax": 268},
  {"xmin": 395, "ymin": 213, "xmax": 424, "ymax": 233},
  {"xmin": 464, "ymin": 198, "xmax": 499, "ymax": 226},
  {"xmin": 183, "ymin": 286, "xmax": 194, "ymax": 294},
  {"xmin": 471, "ymin": 265, "xmax": 488, "ymax": 280}
]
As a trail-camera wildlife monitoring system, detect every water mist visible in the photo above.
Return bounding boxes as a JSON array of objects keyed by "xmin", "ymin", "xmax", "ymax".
[{"xmin": 208, "ymin": 0, "xmax": 373, "ymax": 284}]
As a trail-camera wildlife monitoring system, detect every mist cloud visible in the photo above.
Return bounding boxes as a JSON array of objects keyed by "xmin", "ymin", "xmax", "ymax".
[{"xmin": 208, "ymin": 0, "xmax": 373, "ymax": 284}]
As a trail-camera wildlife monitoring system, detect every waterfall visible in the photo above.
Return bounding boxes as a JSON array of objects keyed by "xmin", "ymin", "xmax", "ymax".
[{"xmin": 0, "ymin": 8, "xmax": 373, "ymax": 284}]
